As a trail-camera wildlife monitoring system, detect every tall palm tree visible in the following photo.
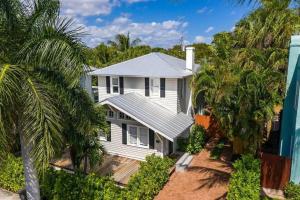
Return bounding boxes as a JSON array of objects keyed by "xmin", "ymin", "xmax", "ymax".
[
  {"xmin": 108, "ymin": 32, "xmax": 141, "ymax": 52},
  {"xmin": 0, "ymin": 0, "xmax": 86, "ymax": 199}
]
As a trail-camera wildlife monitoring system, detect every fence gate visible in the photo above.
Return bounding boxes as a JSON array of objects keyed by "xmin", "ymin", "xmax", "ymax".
[{"xmin": 260, "ymin": 153, "xmax": 292, "ymax": 190}]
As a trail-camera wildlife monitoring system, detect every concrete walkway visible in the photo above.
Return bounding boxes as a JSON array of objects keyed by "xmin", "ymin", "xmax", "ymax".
[{"xmin": 0, "ymin": 189, "xmax": 20, "ymax": 200}]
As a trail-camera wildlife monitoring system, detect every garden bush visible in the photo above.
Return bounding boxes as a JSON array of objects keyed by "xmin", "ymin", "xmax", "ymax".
[
  {"xmin": 227, "ymin": 154, "xmax": 261, "ymax": 200},
  {"xmin": 186, "ymin": 124, "xmax": 207, "ymax": 154},
  {"xmin": 125, "ymin": 154, "xmax": 174, "ymax": 200},
  {"xmin": 210, "ymin": 138, "xmax": 226, "ymax": 159},
  {"xmin": 176, "ymin": 137, "xmax": 188, "ymax": 152},
  {"xmin": 285, "ymin": 182, "xmax": 300, "ymax": 200},
  {"xmin": 0, "ymin": 154, "xmax": 25, "ymax": 192},
  {"xmin": 40, "ymin": 154, "xmax": 173, "ymax": 200},
  {"xmin": 40, "ymin": 169, "xmax": 123, "ymax": 200}
]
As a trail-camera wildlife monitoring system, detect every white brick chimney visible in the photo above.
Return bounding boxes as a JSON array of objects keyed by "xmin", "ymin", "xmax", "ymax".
[{"xmin": 186, "ymin": 46, "xmax": 195, "ymax": 71}]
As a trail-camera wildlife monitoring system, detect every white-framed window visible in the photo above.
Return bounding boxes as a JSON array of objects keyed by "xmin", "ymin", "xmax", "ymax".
[
  {"xmin": 150, "ymin": 78, "xmax": 160, "ymax": 96},
  {"xmin": 107, "ymin": 110, "xmax": 114, "ymax": 119},
  {"xmin": 111, "ymin": 76, "xmax": 119, "ymax": 93},
  {"xmin": 127, "ymin": 125, "xmax": 149, "ymax": 148},
  {"xmin": 118, "ymin": 112, "xmax": 125, "ymax": 119}
]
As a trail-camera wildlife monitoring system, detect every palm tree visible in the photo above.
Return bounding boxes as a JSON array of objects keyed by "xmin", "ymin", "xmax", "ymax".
[
  {"xmin": 0, "ymin": 0, "xmax": 86, "ymax": 199},
  {"xmin": 108, "ymin": 32, "xmax": 141, "ymax": 52}
]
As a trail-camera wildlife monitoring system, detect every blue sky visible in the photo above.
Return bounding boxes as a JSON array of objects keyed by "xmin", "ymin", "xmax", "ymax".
[{"xmin": 60, "ymin": 0, "xmax": 253, "ymax": 48}]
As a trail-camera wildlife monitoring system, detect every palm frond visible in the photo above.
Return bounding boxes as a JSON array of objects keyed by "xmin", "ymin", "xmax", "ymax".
[{"xmin": 21, "ymin": 76, "xmax": 62, "ymax": 172}]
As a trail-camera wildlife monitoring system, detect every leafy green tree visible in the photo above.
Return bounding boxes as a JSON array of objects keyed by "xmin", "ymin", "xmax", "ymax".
[
  {"xmin": 0, "ymin": 0, "xmax": 86, "ymax": 198},
  {"xmin": 108, "ymin": 32, "xmax": 141, "ymax": 52}
]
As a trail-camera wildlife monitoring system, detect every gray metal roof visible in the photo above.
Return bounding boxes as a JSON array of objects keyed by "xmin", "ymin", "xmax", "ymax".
[
  {"xmin": 89, "ymin": 52, "xmax": 199, "ymax": 78},
  {"xmin": 100, "ymin": 93, "xmax": 193, "ymax": 141}
]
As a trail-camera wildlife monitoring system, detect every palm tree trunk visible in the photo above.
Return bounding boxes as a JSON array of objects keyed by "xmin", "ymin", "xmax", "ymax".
[{"xmin": 20, "ymin": 132, "xmax": 41, "ymax": 200}]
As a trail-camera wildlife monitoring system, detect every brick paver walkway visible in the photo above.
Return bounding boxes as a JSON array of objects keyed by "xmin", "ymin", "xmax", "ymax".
[{"xmin": 156, "ymin": 145, "xmax": 233, "ymax": 200}]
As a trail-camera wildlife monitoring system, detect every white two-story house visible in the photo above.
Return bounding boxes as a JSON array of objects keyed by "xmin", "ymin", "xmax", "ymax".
[{"xmin": 88, "ymin": 47, "xmax": 198, "ymax": 160}]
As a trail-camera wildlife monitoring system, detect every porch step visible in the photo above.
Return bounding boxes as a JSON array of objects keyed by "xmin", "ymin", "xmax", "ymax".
[{"xmin": 175, "ymin": 153, "xmax": 193, "ymax": 172}]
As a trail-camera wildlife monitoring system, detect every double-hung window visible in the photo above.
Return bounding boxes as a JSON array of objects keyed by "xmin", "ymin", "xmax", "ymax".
[
  {"xmin": 111, "ymin": 77, "xmax": 119, "ymax": 93},
  {"xmin": 150, "ymin": 78, "xmax": 160, "ymax": 96},
  {"xmin": 127, "ymin": 125, "xmax": 149, "ymax": 148}
]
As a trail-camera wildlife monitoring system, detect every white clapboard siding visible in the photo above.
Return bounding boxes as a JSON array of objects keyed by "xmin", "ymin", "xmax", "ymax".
[
  {"xmin": 102, "ymin": 117, "xmax": 163, "ymax": 161},
  {"xmin": 98, "ymin": 76, "xmax": 178, "ymax": 112}
]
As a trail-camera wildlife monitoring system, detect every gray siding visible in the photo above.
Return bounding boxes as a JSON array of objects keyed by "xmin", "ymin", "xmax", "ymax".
[
  {"xmin": 97, "ymin": 76, "xmax": 178, "ymax": 112},
  {"xmin": 102, "ymin": 114, "xmax": 165, "ymax": 161}
]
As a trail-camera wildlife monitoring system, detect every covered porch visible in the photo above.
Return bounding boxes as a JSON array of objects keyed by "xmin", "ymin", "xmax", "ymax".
[
  {"xmin": 51, "ymin": 151, "xmax": 140, "ymax": 185},
  {"xmin": 100, "ymin": 93, "xmax": 193, "ymax": 160}
]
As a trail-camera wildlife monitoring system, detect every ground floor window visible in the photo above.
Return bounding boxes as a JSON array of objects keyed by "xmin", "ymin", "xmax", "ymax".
[{"xmin": 127, "ymin": 125, "xmax": 149, "ymax": 148}]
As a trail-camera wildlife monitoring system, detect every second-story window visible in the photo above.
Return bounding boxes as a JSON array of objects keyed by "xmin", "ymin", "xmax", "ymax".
[
  {"xmin": 111, "ymin": 77, "xmax": 119, "ymax": 93},
  {"xmin": 150, "ymin": 78, "xmax": 160, "ymax": 95}
]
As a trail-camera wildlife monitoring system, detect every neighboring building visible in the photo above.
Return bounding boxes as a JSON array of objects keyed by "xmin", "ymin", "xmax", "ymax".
[
  {"xmin": 88, "ymin": 48, "xmax": 197, "ymax": 160},
  {"xmin": 280, "ymin": 35, "xmax": 300, "ymax": 184}
]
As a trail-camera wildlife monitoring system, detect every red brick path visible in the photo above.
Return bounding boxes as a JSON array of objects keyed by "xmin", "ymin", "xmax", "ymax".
[{"xmin": 155, "ymin": 148, "xmax": 233, "ymax": 200}]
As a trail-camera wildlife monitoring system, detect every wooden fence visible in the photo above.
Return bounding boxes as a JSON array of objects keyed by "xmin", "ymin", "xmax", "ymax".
[{"xmin": 260, "ymin": 153, "xmax": 292, "ymax": 190}]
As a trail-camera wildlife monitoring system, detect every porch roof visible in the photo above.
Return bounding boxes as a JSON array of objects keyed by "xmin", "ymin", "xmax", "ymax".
[{"xmin": 100, "ymin": 93, "xmax": 193, "ymax": 142}]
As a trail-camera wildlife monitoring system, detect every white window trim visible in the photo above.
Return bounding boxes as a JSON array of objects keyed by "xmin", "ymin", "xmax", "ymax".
[
  {"xmin": 111, "ymin": 76, "xmax": 119, "ymax": 94},
  {"xmin": 127, "ymin": 125, "xmax": 149, "ymax": 149},
  {"xmin": 150, "ymin": 77, "xmax": 160, "ymax": 96},
  {"xmin": 107, "ymin": 110, "xmax": 114, "ymax": 119}
]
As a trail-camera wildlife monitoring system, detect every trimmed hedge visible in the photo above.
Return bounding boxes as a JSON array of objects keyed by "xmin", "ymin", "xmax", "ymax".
[
  {"xmin": 125, "ymin": 155, "xmax": 174, "ymax": 200},
  {"xmin": 285, "ymin": 182, "xmax": 300, "ymax": 200},
  {"xmin": 187, "ymin": 125, "xmax": 207, "ymax": 154},
  {"xmin": 40, "ymin": 154, "xmax": 173, "ymax": 200},
  {"xmin": 40, "ymin": 169, "xmax": 123, "ymax": 200},
  {"xmin": 0, "ymin": 153, "xmax": 173, "ymax": 200},
  {"xmin": 227, "ymin": 154, "xmax": 261, "ymax": 200},
  {"xmin": 0, "ymin": 154, "xmax": 25, "ymax": 192}
]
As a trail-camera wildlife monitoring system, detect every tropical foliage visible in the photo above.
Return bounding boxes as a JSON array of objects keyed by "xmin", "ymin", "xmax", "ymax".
[
  {"xmin": 186, "ymin": 125, "xmax": 207, "ymax": 154},
  {"xmin": 191, "ymin": 0, "xmax": 300, "ymax": 154},
  {"xmin": 0, "ymin": 0, "xmax": 107, "ymax": 198},
  {"xmin": 40, "ymin": 155, "xmax": 173, "ymax": 200},
  {"xmin": 125, "ymin": 155, "xmax": 174, "ymax": 200},
  {"xmin": 284, "ymin": 182, "xmax": 300, "ymax": 200},
  {"xmin": 0, "ymin": 154, "xmax": 25, "ymax": 192},
  {"xmin": 227, "ymin": 154, "xmax": 261, "ymax": 200}
]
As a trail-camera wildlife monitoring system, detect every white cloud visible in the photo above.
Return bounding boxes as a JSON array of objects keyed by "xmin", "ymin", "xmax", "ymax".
[
  {"xmin": 230, "ymin": 11, "xmax": 236, "ymax": 15},
  {"xmin": 60, "ymin": 0, "xmax": 150, "ymax": 17},
  {"xmin": 231, "ymin": 26, "xmax": 236, "ymax": 32},
  {"xmin": 197, "ymin": 7, "xmax": 207, "ymax": 14},
  {"xmin": 96, "ymin": 18, "xmax": 104, "ymax": 23},
  {"xmin": 205, "ymin": 26, "xmax": 214, "ymax": 33},
  {"xmin": 82, "ymin": 16, "xmax": 188, "ymax": 47},
  {"xmin": 197, "ymin": 7, "xmax": 213, "ymax": 14},
  {"xmin": 195, "ymin": 36, "xmax": 206, "ymax": 43},
  {"xmin": 61, "ymin": 0, "xmax": 121, "ymax": 17}
]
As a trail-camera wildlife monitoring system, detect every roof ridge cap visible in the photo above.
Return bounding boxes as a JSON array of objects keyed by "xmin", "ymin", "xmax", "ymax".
[{"xmin": 154, "ymin": 53, "xmax": 184, "ymax": 73}]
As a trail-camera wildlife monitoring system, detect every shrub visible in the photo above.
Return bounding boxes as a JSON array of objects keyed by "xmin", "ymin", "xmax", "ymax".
[
  {"xmin": 126, "ymin": 155, "xmax": 174, "ymax": 200},
  {"xmin": 186, "ymin": 125, "xmax": 207, "ymax": 154},
  {"xmin": 40, "ymin": 169, "xmax": 123, "ymax": 200},
  {"xmin": 176, "ymin": 137, "xmax": 188, "ymax": 152},
  {"xmin": 0, "ymin": 154, "xmax": 25, "ymax": 192},
  {"xmin": 285, "ymin": 182, "xmax": 300, "ymax": 200},
  {"xmin": 227, "ymin": 154, "xmax": 261, "ymax": 200},
  {"xmin": 210, "ymin": 138, "xmax": 226, "ymax": 160}
]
